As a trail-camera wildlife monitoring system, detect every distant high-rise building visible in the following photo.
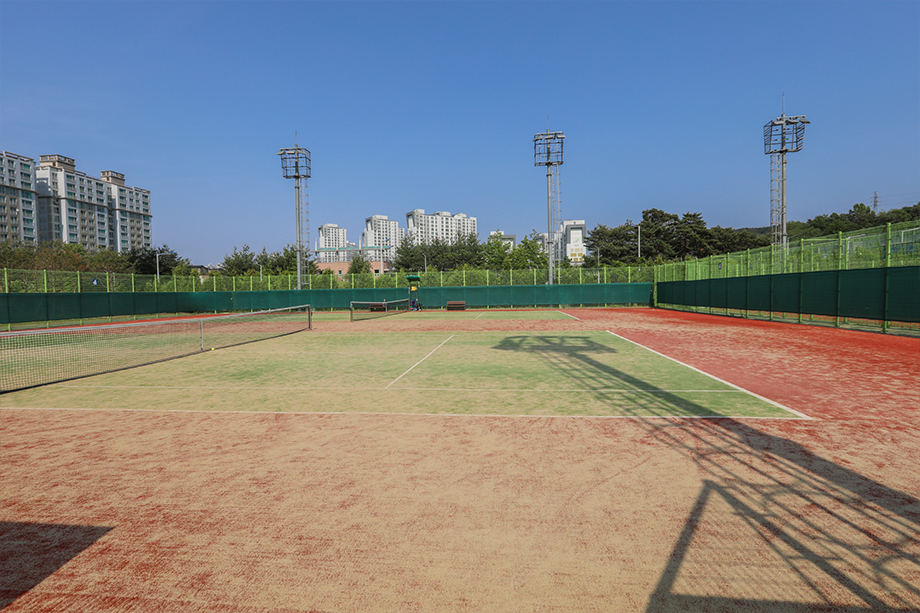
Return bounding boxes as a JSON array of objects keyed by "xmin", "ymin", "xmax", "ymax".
[
  {"xmin": 317, "ymin": 223, "xmax": 348, "ymax": 263},
  {"xmin": 561, "ymin": 220, "xmax": 587, "ymax": 265},
  {"xmin": 537, "ymin": 220, "xmax": 587, "ymax": 265},
  {"xmin": 0, "ymin": 152, "xmax": 38, "ymax": 245},
  {"xmin": 33, "ymin": 154, "xmax": 151, "ymax": 253},
  {"xmin": 405, "ymin": 209, "xmax": 477, "ymax": 245},
  {"xmin": 362, "ymin": 214, "xmax": 405, "ymax": 262}
]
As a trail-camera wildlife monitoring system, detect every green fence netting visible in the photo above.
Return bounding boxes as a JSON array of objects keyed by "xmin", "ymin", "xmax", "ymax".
[
  {"xmin": 657, "ymin": 267, "xmax": 920, "ymax": 324},
  {"xmin": 0, "ymin": 283, "xmax": 653, "ymax": 325}
]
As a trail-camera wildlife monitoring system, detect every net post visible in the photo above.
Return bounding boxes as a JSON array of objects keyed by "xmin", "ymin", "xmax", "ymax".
[{"xmin": 200, "ymin": 320, "xmax": 204, "ymax": 351}]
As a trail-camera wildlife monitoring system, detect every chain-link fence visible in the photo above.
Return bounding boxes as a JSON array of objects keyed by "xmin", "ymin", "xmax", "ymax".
[
  {"xmin": 1, "ymin": 265, "xmax": 653, "ymax": 294},
  {"xmin": 656, "ymin": 221, "xmax": 920, "ymax": 282}
]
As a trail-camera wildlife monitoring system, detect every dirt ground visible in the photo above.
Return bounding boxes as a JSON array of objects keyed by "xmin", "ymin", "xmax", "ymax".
[{"xmin": 2, "ymin": 308, "xmax": 918, "ymax": 612}]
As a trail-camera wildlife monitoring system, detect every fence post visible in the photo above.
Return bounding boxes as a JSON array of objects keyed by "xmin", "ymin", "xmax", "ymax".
[
  {"xmin": 77, "ymin": 270, "xmax": 81, "ymax": 293},
  {"xmin": 883, "ymin": 223, "xmax": 891, "ymax": 333},
  {"xmin": 250, "ymin": 275, "xmax": 253, "ymax": 291},
  {"xmin": 3, "ymin": 268, "xmax": 7, "ymax": 294}
]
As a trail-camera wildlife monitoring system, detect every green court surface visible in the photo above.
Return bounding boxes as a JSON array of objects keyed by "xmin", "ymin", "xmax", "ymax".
[{"xmin": 5, "ymin": 329, "xmax": 801, "ymax": 419}]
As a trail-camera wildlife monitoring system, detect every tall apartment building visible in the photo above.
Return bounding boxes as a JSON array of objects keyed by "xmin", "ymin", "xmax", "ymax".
[
  {"xmin": 317, "ymin": 223, "xmax": 349, "ymax": 263},
  {"xmin": 405, "ymin": 209, "xmax": 477, "ymax": 245},
  {"xmin": 33, "ymin": 155, "xmax": 151, "ymax": 253},
  {"xmin": 561, "ymin": 220, "xmax": 587, "ymax": 265},
  {"xmin": 537, "ymin": 220, "xmax": 588, "ymax": 265},
  {"xmin": 0, "ymin": 152, "xmax": 38, "ymax": 245},
  {"xmin": 362, "ymin": 214, "xmax": 405, "ymax": 262}
]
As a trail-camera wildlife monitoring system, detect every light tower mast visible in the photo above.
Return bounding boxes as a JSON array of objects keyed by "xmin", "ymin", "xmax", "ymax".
[
  {"xmin": 764, "ymin": 109, "xmax": 809, "ymax": 247},
  {"xmin": 277, "ymin": 142, "xmax": 311, "ymax": 290},
  {"xmin": 534, "ymin": 130, "xmax": 565, "ymax": 284}
]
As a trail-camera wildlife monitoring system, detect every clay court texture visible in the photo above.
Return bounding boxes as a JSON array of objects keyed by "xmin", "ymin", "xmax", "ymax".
[{"xmin": 2, "ymin": 307, "xmax": 919, "ymax": 612}]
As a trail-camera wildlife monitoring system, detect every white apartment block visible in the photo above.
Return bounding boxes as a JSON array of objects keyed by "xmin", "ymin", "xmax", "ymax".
[
  {"xmin": 33, "ymin": 155, "xmax": 151, "ymax": 253},
  {"xmin": 405, "ymin": 209, "xmax": 477, "ymax": 245},
  {"xmin": 561, "ymin": 219, "xmax": 587, "ymax": 265},
  {"xmin": 536, "ymin": 220, "xmax": 588, "ymax": 265},
  {"xmin": 317, "ymin": 223, "xmax": 349, "ymax": 263},
  {"xmin": 362, "ymin": 214, "xmax": 405, "ymax": 262},
  {"xmin": 0, "ymin": 152, "xmax": 38, "ymax": 245}
]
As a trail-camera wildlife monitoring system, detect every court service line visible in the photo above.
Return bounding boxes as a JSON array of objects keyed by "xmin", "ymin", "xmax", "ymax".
[
  {"xmin": 558, "ymin": 310, "xmax": 581, "ymax": 320},
  {"xmin": 475, "ymin": 311, "xmax": 486, "ymax": 319},
  {"xmin": 385, "ymin": 334, "xmax": 455, "ymax": 389},
  {"xmin": 605, "ymin": 330, "xmax": 813, "ymax": 419},
  {"xmin": 0, "ymin": 406, "xmax": 811, "ymax": 420}
]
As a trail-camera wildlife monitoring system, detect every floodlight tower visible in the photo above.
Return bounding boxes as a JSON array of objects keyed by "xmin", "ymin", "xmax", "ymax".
[
  {"xmin": 277, "ymin": 142, "xmax": 311, "ymax": 290},
  {"xmin": 534, "ymin": 130, "xmax": 565, "ymax": 284},
  {"xmin": 764, "ymin": 109, "xmax": 809, "ymax": 247}
]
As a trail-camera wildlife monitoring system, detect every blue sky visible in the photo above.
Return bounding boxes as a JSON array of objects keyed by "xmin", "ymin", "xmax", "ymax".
[{"xmin": 2, "ymin": 1, "xmax": 918, "ymax": 265}]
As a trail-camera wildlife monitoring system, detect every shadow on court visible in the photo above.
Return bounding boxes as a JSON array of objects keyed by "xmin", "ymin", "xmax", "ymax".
[
  {"xmin": 494, "ymin": 334, "xmax": 725, "ymax": 416},
  {"xmin": 0, "ymin": 521, "xmax": 113, "ymax": 607},
  {"xmin": 494, "ymin": 334, "xmax": 920, "ymax": 612}
]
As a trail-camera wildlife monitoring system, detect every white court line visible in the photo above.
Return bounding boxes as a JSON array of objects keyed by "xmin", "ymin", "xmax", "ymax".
[
  {"xmin": 475, "ymin": 311, "xmax": 486, "ymax": 319},
  {"xmin": 605, "ymin": 330, "xmax": 813, "ymax": 419},
  {"xmin": 558, "ymin": 310, "xmax": 580, "ymax": 320},
  {"xmin": 0, "ymin": 406, "xmax": 811, "ymax": 420},
  {"xmin": 48, "ymin": 384, "xmax": 766, "ymax": 394},
  {"xmin": 385, "ymin": 334, "xmax": 455, "ymax": 389}
]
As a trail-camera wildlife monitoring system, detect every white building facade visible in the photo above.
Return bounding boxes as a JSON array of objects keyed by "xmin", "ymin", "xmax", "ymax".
[
  {"xmin": 362, "ymin": 214, "xmax": 405, "ymax": 262},
  {"xmin": 316, "ymin": 223, "xmax": 349, "ymax": 263},
  {"xmin": 405, "ymin": 209, "xmax": 477, "ymax": 245},
  {"xmin": 0, "ymin": 152, "xmax": 38, "ymax": 245},
  {"xmin": 33, "ymin": 155, "xmax": 151, "ymax": 253},
  {"xmin": 561, "ymin": 219, "xmax": 587, "ymax": 265}
]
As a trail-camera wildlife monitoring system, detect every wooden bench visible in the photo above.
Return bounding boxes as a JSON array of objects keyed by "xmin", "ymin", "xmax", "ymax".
[
  {"xmin": 446, "ymin": 301, "xmax": 467, "ymax": 311},
  {"xmin": 369, "ymin": 303, "xmax": 386, "ymax": 312}
]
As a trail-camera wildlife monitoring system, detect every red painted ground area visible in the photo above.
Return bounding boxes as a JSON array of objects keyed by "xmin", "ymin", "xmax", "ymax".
[{"xmin": 2, "ymin": 308, "xmax": 918, "ymax": 612}]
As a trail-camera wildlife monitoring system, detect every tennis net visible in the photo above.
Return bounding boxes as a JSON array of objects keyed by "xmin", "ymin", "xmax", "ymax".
[
  {"xmin": 0, "ymin": 304, "xmax": 312, "ymax": 393},
  {"xmin": 350, "ymin": 298, "xmax": 411, "ymax": 322}
]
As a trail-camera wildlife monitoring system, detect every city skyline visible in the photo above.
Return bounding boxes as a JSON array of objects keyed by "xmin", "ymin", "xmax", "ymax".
[{"xmin": 2, "ymin": 1, "xmax": 917, "ymax": 265}]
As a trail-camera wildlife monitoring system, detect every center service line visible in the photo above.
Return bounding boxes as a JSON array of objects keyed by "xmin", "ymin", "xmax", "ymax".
[{"xmin": 386, "ymin": 334, "xmax": 455, "ymax": 389}]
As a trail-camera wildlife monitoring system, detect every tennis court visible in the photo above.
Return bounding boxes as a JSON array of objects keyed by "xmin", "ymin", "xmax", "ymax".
[{"xmin": 2, "ymin": 307, "xmax": 918, "ymax": 611}]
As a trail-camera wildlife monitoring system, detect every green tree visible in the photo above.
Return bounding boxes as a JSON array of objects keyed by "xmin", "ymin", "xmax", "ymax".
[
  {"xmin": 128, "ymin": 244, "xmax": 182, "ymax": 275},
  {"xmin": 347, "ymin": 254, "xmax": 372, "ymax": 275},
  {"xmin": 584, "ymin": 223, "xmax": 635, "ymax": 265},
  {"xmin": 86, "ymin": 248, "xmax": 134, "ymax": 273},
  {"xmin": 672, "ymin": 212, "xmax": 713, "ymax": 260},
  {"xmin": 509, "ymin": 231, "xmax": 548, "ymax": 269},
  {"xmin": 482, "ymin": 233, "xmax": 512, "ymax": 269},
  {"xmin": 220, "ymin": 244, "xmax": 256, "ymax": 276}
]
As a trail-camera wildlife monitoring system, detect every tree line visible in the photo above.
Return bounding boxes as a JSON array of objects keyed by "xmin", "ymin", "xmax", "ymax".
[{"xmin": 1, "ymin": 202, "xmax": 916, "ymax": 274}]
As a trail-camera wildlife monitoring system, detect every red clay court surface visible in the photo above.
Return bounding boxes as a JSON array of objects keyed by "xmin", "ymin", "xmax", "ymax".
[{"xmin": 2, "ymin": 307, "xmax": 919, "ymax": 612}]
